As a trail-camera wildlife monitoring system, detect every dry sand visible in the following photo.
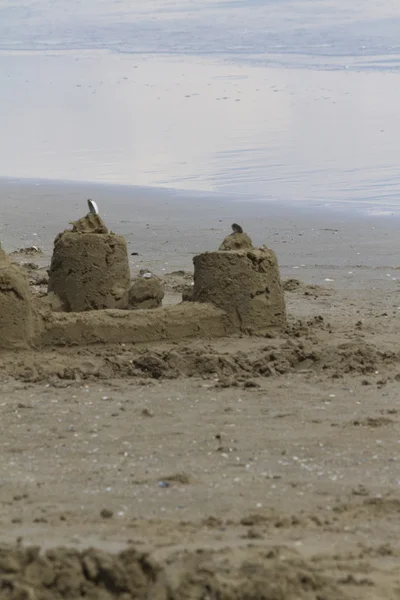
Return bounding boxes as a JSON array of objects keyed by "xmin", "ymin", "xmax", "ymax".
[{"xmin": 1, "ymin": 179, "xmax": 400, "ymax": 598}]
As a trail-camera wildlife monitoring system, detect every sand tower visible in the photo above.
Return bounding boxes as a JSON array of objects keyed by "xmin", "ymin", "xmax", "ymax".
[
  {"xmin": 48, "ymin": 213, "xmax": 131, "ymax": 312},
  {"xmin": 0, "ymin": 247, "xmax": 33, "ymax": 347},
  {"xmin": 192, "ymin": 226, "xmax": 286, "ymax": 333}
]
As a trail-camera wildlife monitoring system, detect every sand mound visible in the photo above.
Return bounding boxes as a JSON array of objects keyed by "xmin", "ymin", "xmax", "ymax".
[
  {"xmin": 128, "ymin": 276, "xmax": 164, "ymax": 309},
  {"xmin": 182, "ymin": 285, "xmax": 194, "ymax": 302},
  {"xmin": 219, "ymin": 231, "xmax": 253, "ymax": 251},
  {"xmin": 163, "ymin": 270, "xmax": 193, "ymax": 292},
  {"xmin": 0, "ymin": 544, "xmax": 345, "ymax": 600},
  {"xmin": 47, "ymin": 214, "xmax": 131, "ymax": 312},
  {"xmin": 0, "ymin": 545, "xmax": 157, "ymax": 600},
  {"xmin": 10, "ymin": 246, "xmax": 43, "ymax": 257},
  {"xmin": 1, "ymin": 323, "xmax": 395, "ymax": 383},
  {"xmin": 320, "ymin": 340, "xmax": 396, "ymax": 377},
  {"xmin": 70, "ymin": 213, "xmax": 108, "ymax": 234},
  {"xmin": 0, "ymin": 248, "xmax": 33, "ymax": 348},
  {"xmin": 193, "ymin": 248, "xmax": 286, "ymax": 332},
  {"xmin": 283, "ymin": 278, "xmax": 333, "ymax": 297}
]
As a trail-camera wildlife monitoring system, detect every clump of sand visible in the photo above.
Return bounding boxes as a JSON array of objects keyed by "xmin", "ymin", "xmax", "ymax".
[
  {"xmin": 128, "ymin": 276, "xmax": 164, "ymax": 309},
  {"xmin": 0, "ymin": 543, "xmax": 344, "ymax": 600},
  {"xmin": 0, "ymin": 247, "xmax": 33, "ymax": 347},
  {"xmin": 10, "ymin": 246, "xmax": 43, "ymax": 256},
  {"xmin": 47, "ymin": 214, "xmax": 131, "ymax": 312},
  {"xmin": 70, "ymin": 213, "xmax": 108, "ymax": 234},
  {"xmin": 219, "ymin": 228, "xmax": 253, "ymax": 251},
  {"xmin": 182, "ymin": 284, "xmax": 194, "ymax": 302}
]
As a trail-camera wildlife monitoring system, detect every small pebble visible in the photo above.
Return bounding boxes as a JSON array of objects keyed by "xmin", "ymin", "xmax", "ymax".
[{"xmin": 141, "ymin": 408, "xmax": 154, "ymax": 417}]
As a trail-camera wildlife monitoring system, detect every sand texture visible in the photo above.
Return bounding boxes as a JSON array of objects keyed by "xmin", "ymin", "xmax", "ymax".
[
  {"xmin": 0, "ymin": 271, "xmax": 400, "ymax": 599},
  {"xmin": 2, "ymin": 184, "xmax": 400, "ymax": 598},
  {"xmin": 48, "ymin": 215, "xmax": 131, "ymax": 312},
  {"xmin": 193, "ymin": 247, "xmax": 286, "ymax": 332},
  {"xmin": 128, "ymin": 276, "xmax": 164, "ymax": 309},
  {"xmin": 219, "ymin": 229, "xmax": 254, "ymax": 251},
  {"xmin": 0, "ymin": 544, "xmax": 346, "ymax": 600},
  {"xmin": 71, "ymin": 213, "xmax": 109, "ymax": 234},
  {"xmin": 36, "ymin": 303, "xmax": 230, "ymax": 347},
  {"xmin": 0, "ymin": 248, "xmax": 33, "ymax": 348}
]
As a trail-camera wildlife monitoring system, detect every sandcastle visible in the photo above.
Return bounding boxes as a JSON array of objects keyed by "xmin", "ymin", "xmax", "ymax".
[{"xmin": 0, "ymin": 211, "xmax": 286, "ymax": 349}]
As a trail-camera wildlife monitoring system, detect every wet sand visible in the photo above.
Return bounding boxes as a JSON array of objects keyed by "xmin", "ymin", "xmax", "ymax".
[
  {"xmin": 3, "ymin": 1, "xmax": 400, "ymax": 595},
  {"xmin": 1, "ymin": 179, "xmax": 400, "ymax": 597},
  {"xmin": 2, "ymin": 177, "xmax": 400, "ymax": 274}
]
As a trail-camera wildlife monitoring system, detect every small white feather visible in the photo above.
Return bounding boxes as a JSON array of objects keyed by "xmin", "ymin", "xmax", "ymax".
[{"xmin": 87, "ymin": 199, "xmax": 99, "ymax": 215}]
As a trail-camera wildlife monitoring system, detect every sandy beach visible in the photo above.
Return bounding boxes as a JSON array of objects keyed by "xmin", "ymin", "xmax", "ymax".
[
  {"xmin": 0, "ymin": 179, "xmax": 400, "ymax": 597},
  {"xmin": 2, "ymin": 0, "xmax": 400, "ymax": 596}
]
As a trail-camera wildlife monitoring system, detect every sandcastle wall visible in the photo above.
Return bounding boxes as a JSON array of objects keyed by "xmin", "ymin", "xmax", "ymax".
[
  {"xmin": 0, "ymin": 218, "xmax": 286, "ymax": 349},
  {"xmin": 36, "ymin": 303, "xmax": 230, "ymax": 346},
  {"xmin": 47, "ymin": 215, "xmax": 131, "ymax": 312},
  {"xmin": 0, "ymin": 248, "xmax": 33, "ymax": 348},
  {"xmin": 192, "ymin": 247, "xmax": 286, "ymax": 333}
]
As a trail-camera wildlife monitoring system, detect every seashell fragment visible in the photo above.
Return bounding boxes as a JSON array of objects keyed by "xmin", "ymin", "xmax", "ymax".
[{"xmin": 87, "ymin": 198, "xmax": 99, "ymax": 215}]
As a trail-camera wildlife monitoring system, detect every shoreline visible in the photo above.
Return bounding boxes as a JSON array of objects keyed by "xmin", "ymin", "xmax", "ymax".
[
  {"xmin": 4, "ymin": 174, "xmax": 400, "ymax": 212},
  {"xmin": 1, "ymin": 177, "xmax": 400, "ymax": 279}
]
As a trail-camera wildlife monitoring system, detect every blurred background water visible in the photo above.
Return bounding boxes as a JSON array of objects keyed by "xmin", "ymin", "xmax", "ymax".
[{"xmin": 1, "ymin": 0, "xmax": 400, "ymax": 208}]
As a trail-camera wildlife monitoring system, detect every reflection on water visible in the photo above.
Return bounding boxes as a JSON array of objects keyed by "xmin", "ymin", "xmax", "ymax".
[{"xmin": 1, "ymin": 0, "xmax": 400, "ymax": 206}]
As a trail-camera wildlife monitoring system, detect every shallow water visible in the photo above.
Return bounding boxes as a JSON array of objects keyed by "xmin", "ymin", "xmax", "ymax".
[{"xmin": 1, "ymin": 0, "xmax": 400, "ymax": 207}]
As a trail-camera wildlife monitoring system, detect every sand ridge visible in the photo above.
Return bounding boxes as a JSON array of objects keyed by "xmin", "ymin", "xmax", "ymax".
[{"xmin": 0, "ymin": 543, "xmax": 346, "ymax": 600}]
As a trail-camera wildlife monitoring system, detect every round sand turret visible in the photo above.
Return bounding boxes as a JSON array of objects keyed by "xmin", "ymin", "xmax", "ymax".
[
  {"xmin": 192, "ymin": 228, "xmax": 286, "ymax": 333},
  {"xmin": 48, "ymin": 214, "xmax": 131, "ymax": 312},
  {"xmin": 0, "ymin": 247, "xmax": 33, "ymax": 347}
]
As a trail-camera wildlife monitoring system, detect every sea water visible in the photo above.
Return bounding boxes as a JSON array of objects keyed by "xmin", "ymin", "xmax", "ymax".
[{"xmin": 1, "ymin": 0, "xmax": 400, "ymax": 208}]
